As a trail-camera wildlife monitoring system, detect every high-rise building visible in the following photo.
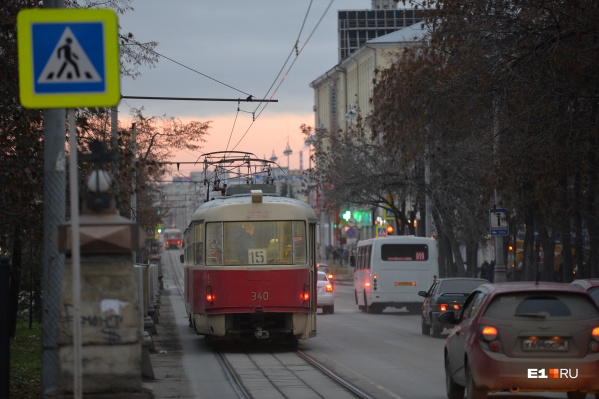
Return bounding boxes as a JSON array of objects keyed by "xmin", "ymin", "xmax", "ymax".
[{"xmin": 338, "ymin": 1, "xmax": 425, "ymax": 61}]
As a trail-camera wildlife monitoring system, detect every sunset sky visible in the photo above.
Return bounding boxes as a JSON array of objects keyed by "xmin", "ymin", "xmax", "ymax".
[{"xmin": 118, "ymin": 0, "xmax": 371, "ymax": 176}]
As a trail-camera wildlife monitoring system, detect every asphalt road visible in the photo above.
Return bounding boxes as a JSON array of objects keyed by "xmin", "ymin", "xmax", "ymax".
[{"xmin": 142, "ymin": 257, "xmax": 568, "ymax": 399}]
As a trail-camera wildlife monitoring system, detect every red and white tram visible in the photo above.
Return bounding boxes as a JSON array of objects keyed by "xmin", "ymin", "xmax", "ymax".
[
  {"xmin": 163, "ymin": 228, "xmax": 182, "ymax": 249},
  {"xmin": 180, "ymin": 152, "xmax": 318, "ymax": 346}
]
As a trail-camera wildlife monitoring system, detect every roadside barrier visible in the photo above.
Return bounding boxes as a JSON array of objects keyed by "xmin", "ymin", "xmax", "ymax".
[{"xmin": 134, "ymin": 259, "xmax": 162, "ymax": 379}]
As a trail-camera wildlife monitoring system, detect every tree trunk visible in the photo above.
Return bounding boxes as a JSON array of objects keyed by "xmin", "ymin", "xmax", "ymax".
[
  {"xmin": 9, "ymin": 226, "xmax": 22, "ymax": 338},
  {"xmin": 574, "ymin": 172, "xmax": 584, "ymax": 278},
  {"xmin": 523, "ymin": 203, "xmax": 536, "ymax": 281},
  {"xmin": 560, "ymin": 175, "xmax": 574, "ymax": 283},
  {"xmin": 466, "ymin": 241, "xmax": 478, "ymax": 278},
  {"xmin": 444, "ymin": 219, "xmax": 466, "ymax": 277},
  {"xmin": 537, "ymin": 225, "xmax": 555, "ymax": 282}
]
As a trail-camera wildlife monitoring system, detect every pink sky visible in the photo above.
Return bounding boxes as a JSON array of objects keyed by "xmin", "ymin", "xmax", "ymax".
[{"xmin": 160, "ymin": 112, "xmax": 315, "ymax": 179}]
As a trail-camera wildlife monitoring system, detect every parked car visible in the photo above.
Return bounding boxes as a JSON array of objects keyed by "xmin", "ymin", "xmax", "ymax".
[
  {"xmin": 317, "ymin": 263, "xmax": 334, "ymax": 280},
  {"xmin": 418, "ymin": 277, "xmax": 489, "ymax": 337},
  {"xmin": 440, "ymin": 282, "xmax": 599, "ymax": 399},
  {"xmin": 317, "ymin": 271, "xmax": 335, "ymax": 314},
  {"xmin": 571, "ymin": 279, "xmax": 599, "ymax": 307}
]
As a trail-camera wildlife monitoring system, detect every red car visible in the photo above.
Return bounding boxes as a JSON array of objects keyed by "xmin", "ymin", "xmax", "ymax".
[
  {"xmin": 439, "ymin": 282, "xmax": 599, "ymax": 399},
  {"xmin": 571, "ymin": 279, "xmax": 599, "ymax": 307}
]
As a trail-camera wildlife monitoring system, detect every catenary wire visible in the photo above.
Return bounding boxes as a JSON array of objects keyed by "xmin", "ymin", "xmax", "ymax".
[
  {"xmin": 122, "ymin": 37, "xmax": 252, "ymax": 97},
  {"xmin": 229, "ymin": 0, "xmax": 335, "ymax": 152}
]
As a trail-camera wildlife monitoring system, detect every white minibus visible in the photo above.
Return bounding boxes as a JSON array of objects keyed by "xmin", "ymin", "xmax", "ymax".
[{"xmin": 352, "ymin": 236, "xmax": 438, "ymax": 313}]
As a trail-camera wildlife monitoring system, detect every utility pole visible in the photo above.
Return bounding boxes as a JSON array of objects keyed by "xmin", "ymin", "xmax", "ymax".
[
  {"xmin": 42, "ymin": 0, "xmax": 66, "ymax": 393},
  {"xmin": 0, "ymin": 257, "xmax": 10, "ymax": 399}
]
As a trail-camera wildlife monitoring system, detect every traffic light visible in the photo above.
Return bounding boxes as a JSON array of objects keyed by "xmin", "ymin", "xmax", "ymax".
[
  {"xmin": 340, "ymin": 209, "xmax": 373, "ymax": 224},
  {"xmin": 157, "ymin": 209, "xmax": 161, "ymax": 215},
  {"xmin": 341, "ymin": 210, "xmax": 351, "ymax": 222},
  {"xmin": 386, "ymin": 225, "xmax": 394, "ymax": 235}
]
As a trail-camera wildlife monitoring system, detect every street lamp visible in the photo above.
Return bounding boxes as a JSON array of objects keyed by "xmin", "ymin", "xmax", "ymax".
[
  {"xmin": 345, "ymin": 105, "xmax": 358, "ymax": 126},
  {"xmin": 283, "ymin": 142, "xmax": 292, "ymax": 197}
]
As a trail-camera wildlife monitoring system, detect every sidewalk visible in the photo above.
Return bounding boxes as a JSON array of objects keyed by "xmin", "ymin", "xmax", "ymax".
[
  {"xmin": 142, "ymin": 287, "xmax": 195, "ymax": 399},
  {"xmin": 330, "ymin": 265, "xmax": 353, "ymax": 285}
]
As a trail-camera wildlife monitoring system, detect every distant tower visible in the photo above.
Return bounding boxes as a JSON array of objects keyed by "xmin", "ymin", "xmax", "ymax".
[
  {"xmin": 299, "ymin": 150, "xmax": 303, "ymax": 171},
  {"xmin": 283, "ymin": 142, "xmax": 293, "ymax": 198}
]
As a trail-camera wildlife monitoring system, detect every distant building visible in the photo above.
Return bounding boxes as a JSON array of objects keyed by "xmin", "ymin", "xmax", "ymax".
[
  {"xmin": 338, "ymin": 0, "xmax": 425, "ymax": 62},
  {"xmin": 311, "ymin": 2, "xmax": 430, "ymax": 255}
]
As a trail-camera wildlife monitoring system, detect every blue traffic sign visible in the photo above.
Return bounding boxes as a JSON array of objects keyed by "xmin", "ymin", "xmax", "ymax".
[
  {"xmin": 489, "ymin": 208, "xmax": 509, "ymax": 236},
  {"xmin": 18, "ymin": 9, "xmax": 120, "ymax": 108}
]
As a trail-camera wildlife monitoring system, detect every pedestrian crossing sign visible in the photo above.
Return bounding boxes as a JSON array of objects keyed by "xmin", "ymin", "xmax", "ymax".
[{"xmin": 17, "ymin": 8, "xmax": 120, "ymax": 108}]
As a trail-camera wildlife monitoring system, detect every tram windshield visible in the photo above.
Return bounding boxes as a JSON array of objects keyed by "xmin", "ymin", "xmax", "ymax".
[
  {"xmin": 164, "ymin": 230, "xmax": 181, "ymax": 240},
  {"xmin": 205, "ymin": 221, "xmax": 306, "ymax": 266}
]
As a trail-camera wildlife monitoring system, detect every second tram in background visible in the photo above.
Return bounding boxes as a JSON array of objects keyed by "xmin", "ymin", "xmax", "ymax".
[
  {"xmin": 163, "ymin": 228, "xmax": 182, "ymax": 250},
  {"xmin": 180, "ymin": 152, "xmax": 318, "ymax": 346}
]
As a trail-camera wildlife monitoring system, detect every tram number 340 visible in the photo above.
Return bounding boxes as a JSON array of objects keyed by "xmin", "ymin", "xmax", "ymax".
[{"xmin": 251, "ymin": 292, "xmax": 269, "ymax": 301}]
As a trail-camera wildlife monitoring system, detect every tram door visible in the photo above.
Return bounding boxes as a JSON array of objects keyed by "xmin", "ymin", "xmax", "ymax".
[{"xmin": 308, "ymin": 222, "xmax": 317, "ymax": 337}]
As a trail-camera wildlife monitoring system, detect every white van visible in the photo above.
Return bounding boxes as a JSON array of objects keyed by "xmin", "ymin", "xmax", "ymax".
[{"xmin": 353, "ymin": 236, "xmax": 438, "ymax": 313}]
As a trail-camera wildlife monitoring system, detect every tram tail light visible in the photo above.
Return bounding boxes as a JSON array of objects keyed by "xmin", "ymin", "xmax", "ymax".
[
  {"xmin": 301, "ymin": 284, "xmax": 310, "ymax": 302},
  {"xmin": 206, "ymin": 286, "xmax": 215, "ymax": 303}
]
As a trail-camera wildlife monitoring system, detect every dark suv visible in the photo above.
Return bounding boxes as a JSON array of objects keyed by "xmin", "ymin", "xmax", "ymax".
[{"xmin": 418, "ymin": 277, "xmax": 489, "ymax": 337}]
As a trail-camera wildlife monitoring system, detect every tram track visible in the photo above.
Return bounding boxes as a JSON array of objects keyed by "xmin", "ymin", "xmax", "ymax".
[
  {"xmin": 162, "ymin": 248, "xmax": 185, "ymax": 298},
  {"xmin": 161, "ymin": 249, "xmax": 374, "ymax": 398},
  {"xmin": 215, "ymin": 345, "xmax": 375, "ymax": 399}
]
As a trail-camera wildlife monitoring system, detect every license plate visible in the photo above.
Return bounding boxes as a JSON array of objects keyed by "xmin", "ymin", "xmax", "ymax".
[{"xmin": 522, "ymin": 339, "xmax": 568, "ymax": 351}]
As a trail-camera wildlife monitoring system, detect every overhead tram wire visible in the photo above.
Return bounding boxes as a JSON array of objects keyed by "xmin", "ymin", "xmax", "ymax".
[
  {"xmin": 224, "ymin": 0, "xmax": 314, "ymax": 154},
  {"xmin": 229, "ymin": 0, "xmax": 335, "ymax": 152},
  {"xmin": 252, "ymin": 0, "xmax": 333, "ymax": 120},
  {"xmin": 123, "ymin": 4, "xmax": 332, "ymax": 169},
  {"xmin": 123, "ymin": 37, "xmax": 252, "ymax": 97}
]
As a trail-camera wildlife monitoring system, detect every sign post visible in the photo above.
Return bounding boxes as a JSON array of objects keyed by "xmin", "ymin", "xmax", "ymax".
[
  {"xmin": 17, "ymin": 8, "xmax": 120, "ymax": 108},
  {"xmin": 18, "ymin": 9, "xmax": 120, "ymax": 399}
]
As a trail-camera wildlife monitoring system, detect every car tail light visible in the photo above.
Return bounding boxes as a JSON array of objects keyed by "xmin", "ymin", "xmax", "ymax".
[
  {"xmin": 326, "ymin": 283, "xmax": 333, "ymax": 293},
  {"xmin": 488, "ymin": 340, "xmax": 502, "ymax": 352},
  {"xmin": 481, "ymin": 326, "xmax": 498, "ymax": 341},
  {"xmin": 480, "ymin": 325, "xmax": 502, "ymax": 352},
  {"xmin": 590, "ymin": 327, "xmax": 599, "ymax": 353},
  {"xmin": 301, "ymin": 284, "xmax": 310, "ymax": 301},
  {"xmin": 437, "ymin": 303, "xmax": 460, "ymax": 312},
  {"xmin": 327, "ymin": 273, "xmax": 333, "ymax": 279},
  {"xmin": 206, "ymin": 286, "xmax": 215, "ymax": 303}
]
